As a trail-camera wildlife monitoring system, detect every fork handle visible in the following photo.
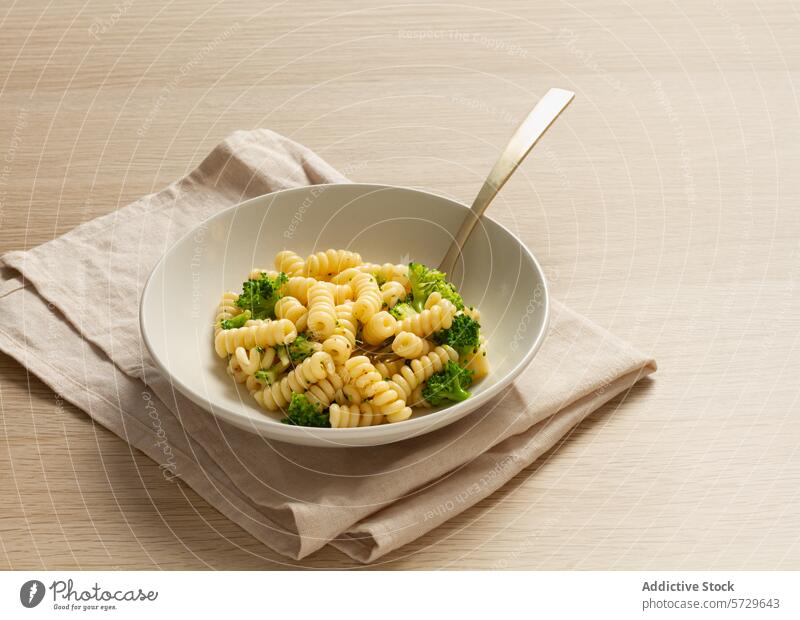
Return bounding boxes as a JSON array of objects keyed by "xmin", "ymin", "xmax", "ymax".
[{"xmin": 438, "ymin": 88, "xmax": 575, "ymax": 275}]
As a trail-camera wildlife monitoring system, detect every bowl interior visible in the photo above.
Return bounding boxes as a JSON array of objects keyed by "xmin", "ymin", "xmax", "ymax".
[{"xmin": 141, "ymin": 184, "xmax": 548, "ymax": 445}]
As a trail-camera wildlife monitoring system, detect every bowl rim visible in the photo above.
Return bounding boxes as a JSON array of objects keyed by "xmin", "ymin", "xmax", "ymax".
[{"xmin": 139, "ymin": 182, "xmax": 550, "ymax": 442}]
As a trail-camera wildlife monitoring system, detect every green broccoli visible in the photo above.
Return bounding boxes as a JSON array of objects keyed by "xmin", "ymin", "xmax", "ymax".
[
  {"xmin": 433, "ymin": 313, "xmax": 481, "ymax": 356},
  {"xmin": 285, "ymin": 333, "xmax": 316, "ymax": 362},
  {"xmin": 407, "ymin": 262, "xmax": 464, "ymax": 312},
  {"xmin": 281, "ymin": 393, "xmax": 330, "ymax": 428},
  {"xmin": 254, "ymin": 366, "xmax": 281, "ymax": 386},
  {"xmin": 422, "ymin": 361, "xmax": 473, "ymax": 406},
  {"xmin": 219, "ymin": 310, "xmax": 251, "ymax": 330},
  {"xmin": 235, "ymin": 272, "xmax": 288, "ymax": 320},
  {"xmin": 389, "ymin": 302, "xmax": 417, "ymax": 320}
]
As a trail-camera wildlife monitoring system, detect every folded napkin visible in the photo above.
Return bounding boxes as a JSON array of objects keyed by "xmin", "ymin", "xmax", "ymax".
[{"xmin": 0, "ymin": 129, "xmax": 656, "ymax": 563}]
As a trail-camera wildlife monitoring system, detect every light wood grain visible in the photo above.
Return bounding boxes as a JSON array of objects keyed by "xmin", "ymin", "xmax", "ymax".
[{"xmin": 1, "ymin": 0, "xmax": 799, "ymax": 569}]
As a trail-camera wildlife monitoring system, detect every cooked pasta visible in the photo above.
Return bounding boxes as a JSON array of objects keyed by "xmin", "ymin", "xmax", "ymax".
[
  {"xmin": 274, "ymin": 296, "xmax": 308, "ymax": 332},
  {"xmin": 344, "ymin": 355, "xmax": 383, "ymax": 395},
  {"xmin": 380, "ymin": 280, "xmax": 407, "ymax": 308},
  {"xmin": 394, "ymin": 298, "xmax": 457, "ymax": 338},
  {"xmin": 274, "ymin": 250, "xmax": 305, "ymax": 276},
  {"xmin": 305, "ymin": 371, "xmax": 346, "ymax": 409},
  {"xmin": 255, "ymin": 351, "xmax": 335, "ymax": 410},
  {"xmin": 322, "ymin": 334, "xmax": 352, "ymax": 364},
  {"xmin": 282, "ymin": 276, "xmax": 315, "ymax": 304},
  {"xmin": 387, "ymin": 345, "xmax": 458, "ymax": 401},
  {"xmin": 391, "ymin": 331, "xmax": 430, "ymax": 359},
  {"xmin": 351, "ymin": 272, "xmax": 382, "ymax": 322},
  {"xmin": 358, "ymin": 262, "xmax": 410, "ymax": 291},
  {"xmin": 331, "ymin": 283, "xmax": 353, "ymax": 304},
  {"xmin": 362, "ymin": 311, "xmax": 397, "ymax": 345},
  {"xmin": 329, "ymin": 403, "xmax": 384, "ymax": 428},
  {"xmin": 374, "ymin": 358, "xmax": 405, "ymax": 379},
  {"xmin": 304, "ymin": 249, "xmax": 362, "ymax": 279},
  {"xmin": 214, "ymin": 318, "xmax": 297, "ymax": 357},
  {"xmin": 306, "ymin": 281, "xmax": 337, "ymax": 339},
  {"xmin": 334, "ymin": 301, "xmax": 357, "ymax": 347},
  {"xmin": 215, "ymin": 292, "xmax": 241, "ymax": 336},
  {"xmin": 214, "ymin": 250, "xmax": 488, "ymax": 427}
]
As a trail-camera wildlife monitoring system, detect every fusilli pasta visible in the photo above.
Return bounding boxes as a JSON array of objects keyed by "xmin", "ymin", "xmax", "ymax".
[
  {"xmin": 306, "ymin": 281, "xmax": 337, "ymax": 339},
  {"xmin": 387, "ymin": 345, "xmax": 458, "ymax": 401},
  {"xmin": 329, "ymin": 403, "xmax": 384, "ymax": 428},
  {"xmin": 304, "ymin": 249, "xmax": 362, "ymax": 279},
  {"xmin": 394, "ymin": 298, "xmax": 457, "ymax": 338},
  {"xmin": 351, "ymin": 272, "xmax": 382, "ymax": 322},
  {"xmin": 274, "ymin": 296, "xmax": 308, "ymax": 332},
  {"xmin": 255, "ymin": 351, "xmax": 335, "ymax": 410},
  {"xmin": 362, "ymin": 311, "xmax": 397, "ymax": 345},
  {"xmin": 215, "ymin": 250, "xmax": 488, "ymax": 428},
  {"xmin": 274, "ymin": 250, "xmax": 305, "ymax": 276},
  {"xmin": 214, "ymin": 319, "xmax": 297, "ymax": 357}
]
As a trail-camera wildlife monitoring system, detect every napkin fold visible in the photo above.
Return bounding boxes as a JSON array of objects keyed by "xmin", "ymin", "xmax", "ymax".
[{"xmin": 0, "ymin": 129, "xmax": 656, "ymax": 563}]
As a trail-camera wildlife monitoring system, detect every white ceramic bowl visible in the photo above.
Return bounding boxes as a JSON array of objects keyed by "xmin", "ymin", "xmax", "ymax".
[{"xmin": 140, "ymin": 184, "xmax": 549, "ymax": 447}]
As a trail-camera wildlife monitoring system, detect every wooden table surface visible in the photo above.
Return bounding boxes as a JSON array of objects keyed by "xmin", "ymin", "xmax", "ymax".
[{"xmin": 1, "ymin": 0, "xmax": 799, "ymax": 570}]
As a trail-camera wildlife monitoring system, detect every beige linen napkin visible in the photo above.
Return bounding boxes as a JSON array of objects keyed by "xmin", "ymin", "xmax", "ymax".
[{"xmin": 0, "ymin": 129, "xmax": 656, "ymax": 563}]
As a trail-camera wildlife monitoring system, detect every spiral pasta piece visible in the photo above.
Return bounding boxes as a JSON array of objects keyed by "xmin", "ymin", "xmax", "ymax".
[
  {"xmin": 255, "ymin": 351, "xmax": 335, "ymax": 410},
  {"xmin": 304, "ymin": 249, "xmax": 362, "ymax": 279},
  {"xmin": 336, "ymin": 383, "xmax": 363, "ymax": 405},
  {"xmin": 226, "ymin": 356, "xmax": 248, "ymax": 383},
  {"xmin": 374, "ymin": 358, "xmax": 405, "ymax": 379},
  {"xmin": 233, "ymin": 345, "xmax": 280, "ymax": 375},
  {"xmin": 281, "ymin": 276, "xmax": 316, "ymax": 304},
  {"xmin": 424, "ymin": 291, "xmax": 443, "ymax": 310},
  {"xmin": 351, "ymin": 272, "xmax": 382, "ymax": 322},
  {"xmin": 331, "ymin": 283, "xmax": 353, "ymax": 304},
  {"xmin": 394, "ymin": 299, "xmax": 456, "ymax": 339},
  {"xmin": 322, "ymin": 334, "xmax": 352, "ymax": 364},
  {"xmin": 391, "ymin": 331, "xmax": 432, "ymax": 359},
  {"xmin": 362, "ymin": 311, "xmax": 397, "ymax": 345},
  {"xmin": 305, "ymin": 370, "xmax": 346, "ymax": 409},
  {"xmin": 330, "ymin": 267, "xmax": 361, "ymax": 285},
  {"xmin": 274, "ymin": 250, "xmax": 305, "ymax": 276},
  {"xmin": 274, "ymin": 296, "xmax": 308, "ymax": 332},
  {"xmin": 358, "ymin": 263, "xmax": 410, "ymax": 291},
  {"xmin": 409, "ymin": 383, "xmax": 428, "ymax": 408},
  {"xmin": 344, "ymin": 355, "xmax": 383, "ymax": 395},
  {"xmin": 214, "ymin": 319, "xmax": 297, "ymax": 357},
  {"xmin": 329, "ymin": 403, "xmax": 384, "ymax": 428},
  {"xmin": 387, "ymin": 345, "xmax": 458, "ymax": 401},
  {"xmin": 306, "ymin": 281, "xmax": 337, "ymax": 339},
  {"xmin": 380, "ymin": 281, "xmax": 406, "ymax": 308},
  {"xmin": 333, "ymin": 301, "xmax": 357, "ymax": 347},
  {"xmin": 215, "ymin": 292, "xmax": 241, "ymax": 335},
  {"xmin": 369, "ymin": 380, "xmax": 411, "ymax": 422}
]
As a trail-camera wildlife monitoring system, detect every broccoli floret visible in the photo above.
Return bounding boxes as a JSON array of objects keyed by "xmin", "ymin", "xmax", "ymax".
[
  {"xmin": 433, "ymin": 313, "xmax": 481, "ymax": 356},
  {"xmin": 422, "ymin": 361, "xmax": 473, "ymax": 406},
  {"xmin": 389, "ymin": 302, "xmax": 417, "ymax": 320},
  {"xmin": 407, "ymin": 262, "xmax": 464, "ymax": 312},
  {"xmin": 235, "ymin": 272, "xmax": 288, "ymax": 320},
  {"xmin": 254, "ymin": 365, "xmax": 281, "ymax": 386},
  {"xmin": 285, "ymin": 333, "xmax": 316, "ymax": 362},
  {"xmin": 219, "ymin": 310, "xmax": 251, "ymax": 330},
  {"xmin": 281, "ymin": 393, "xmax": 330, "ymax": 428}
]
